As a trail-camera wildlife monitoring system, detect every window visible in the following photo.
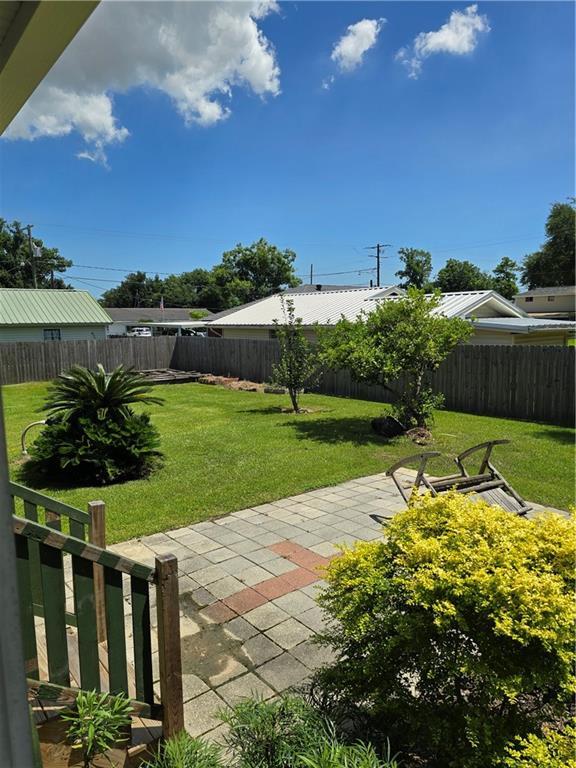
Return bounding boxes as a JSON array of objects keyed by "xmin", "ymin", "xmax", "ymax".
[
  {"xmin": 43, "ymin": 328, "xmax": 61, "ymax": 341},
  {"xmin": 524, "ymin": 297, "xmax": 533, "ymax": 303},
  {"xmin": 547, "ymin": 296, "xmax": 555, "ymax": 302}
]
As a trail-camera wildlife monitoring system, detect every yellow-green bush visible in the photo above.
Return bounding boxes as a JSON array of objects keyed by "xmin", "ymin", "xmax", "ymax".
[
  {"xmin": 317, "ymin": 493, "xmax": 575, "ymax": 768},
  {"xmin": 500, "ymin": 723, "xmax": 576, "ymax": 768}
]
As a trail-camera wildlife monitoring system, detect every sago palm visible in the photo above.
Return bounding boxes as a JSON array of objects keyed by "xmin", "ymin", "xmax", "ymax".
[{"xmin": 42, "ymin": 364, "xmax": 164, "ymax": 422}]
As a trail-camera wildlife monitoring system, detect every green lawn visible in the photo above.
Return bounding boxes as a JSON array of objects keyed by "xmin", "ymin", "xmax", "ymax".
[{"xmin": 2, "ymin": 381, "xmax": 574, "ymax": 543}]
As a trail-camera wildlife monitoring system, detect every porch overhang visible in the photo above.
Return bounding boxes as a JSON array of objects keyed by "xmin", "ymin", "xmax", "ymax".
[{"xmin": 0, "ymin": 0, "xmax": 99, "ymax": 133}]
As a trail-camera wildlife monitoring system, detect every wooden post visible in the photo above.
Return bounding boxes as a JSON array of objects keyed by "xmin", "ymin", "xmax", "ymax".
[
  {"xmin": 88, "ymin": 501, "xmax": 107, "ymax": 645},
  {"xmin": 155, "ymin": 554, "xmax": 184, "ymax": 738}
]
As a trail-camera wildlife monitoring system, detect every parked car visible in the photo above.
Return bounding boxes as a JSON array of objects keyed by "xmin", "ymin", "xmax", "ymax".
[{"xmin": 127, "ymin": 327, "xmax": 152, "ymax": 337}]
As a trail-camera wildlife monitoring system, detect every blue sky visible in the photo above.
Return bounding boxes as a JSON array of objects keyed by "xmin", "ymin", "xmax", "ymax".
[{"xmin": 1, "ymin": 1, "xmax": 574, "ymax": 296}]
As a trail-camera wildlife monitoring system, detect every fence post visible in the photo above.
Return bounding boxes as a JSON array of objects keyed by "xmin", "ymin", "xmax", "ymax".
[
  {"xmin": 155, "ymin": 553, "xmax": 184, "ymax": 738},
  {"xmin": 88, "ymin": 501, "xmax": 107, "ymax": 645}
]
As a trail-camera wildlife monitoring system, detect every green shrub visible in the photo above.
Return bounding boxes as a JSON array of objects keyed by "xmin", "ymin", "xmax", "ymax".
[
  {"xmin": 220, "ymin": 695, "xmax": 331, "ymax": 768},
  {"xmin": 24, "ymin": 411, "xmax": 162, "ymax": 485},
  {"xmin": 316, "ymin": 493, "xmax": 575, "ymax": 768},
  {"xmin": 500, "ymin": 724, "xmax": 576, "ymax": 768},
  {"xmin": 142, "ymin": 730, "xmax": 223, "ymax": 768},
  {"xmin": 299, "ymin": 738, "xmax": 400, "ymax": 768},
  {"xmin": 23, "ymin": 364, "xmax": 163, "ymax": 485},
  {"xmin": 62, "ymin": 690, "xmax": 132, "ymax": 768}
]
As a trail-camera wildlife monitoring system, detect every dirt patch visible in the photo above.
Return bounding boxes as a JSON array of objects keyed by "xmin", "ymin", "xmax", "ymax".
[{"xmin": 198, "ymin": 374, "xmax": 265, "ymax": 392}]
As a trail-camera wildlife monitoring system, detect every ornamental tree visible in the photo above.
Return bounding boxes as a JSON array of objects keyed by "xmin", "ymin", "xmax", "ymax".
[
  {"xmin": 319, "ymin": 289, "xmax": 472, "ymax": 428},
  {"xmin": 271, "ymin": 297, "xmax": 321, "ymax": 413}
]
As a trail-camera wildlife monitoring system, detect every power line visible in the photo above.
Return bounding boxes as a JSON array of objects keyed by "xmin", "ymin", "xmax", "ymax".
[{"xmin": 364, "ymin": 243, "xmax": 391, "ymax": 288}]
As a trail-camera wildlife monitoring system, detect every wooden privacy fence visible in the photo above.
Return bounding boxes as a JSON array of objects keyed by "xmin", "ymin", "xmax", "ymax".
[
  {"xmin": 0, "ymin": 336, "xmax": 177, "ymax": 385},
  {"xmin": 172, "ymin": 337, "xmax": 575, "ymax": 426},
  {"xmin": 11, "ymin": 484, "xmax": 184, "ymax": 738},
  {"xmin": 0, "ymin": 336, "xmax": 574, "ymax": 425}
]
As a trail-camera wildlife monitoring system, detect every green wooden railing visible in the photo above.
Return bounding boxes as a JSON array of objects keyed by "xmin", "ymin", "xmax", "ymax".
[
  {"xmin": 12, "ymin": 489, "xmax": 184, "ymax": 738},
  {"xmin": 10, "ymin": 482, "xmax": 107, "ymax": 638}
]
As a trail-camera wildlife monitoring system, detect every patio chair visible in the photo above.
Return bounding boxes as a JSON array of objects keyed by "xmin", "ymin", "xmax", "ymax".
[{"xmin": 384, "ymin": 439, "xmax": 531, "ymax": 517}]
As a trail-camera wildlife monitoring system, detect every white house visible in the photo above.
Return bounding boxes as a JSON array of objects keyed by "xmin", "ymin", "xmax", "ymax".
[
  {"xmin": 0, "ymin": 289, "xmax": 112, "ymax": 342},
  {"xmin": 204, "ymin": 286, "xmax": 575, "ymax": 346}
]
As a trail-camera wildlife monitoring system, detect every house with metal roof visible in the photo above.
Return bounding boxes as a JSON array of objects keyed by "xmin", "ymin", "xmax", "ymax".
[
  {"xmin": 205, "ymin": 286, "xmax": 575, "ymax": 346},
  {"xmin": 514, "ymin": 285, "xmax": 575, "ymax": 320},
  {"xmin": 0, "ymin": 288, "xmax": 112, "ymax": 342}
]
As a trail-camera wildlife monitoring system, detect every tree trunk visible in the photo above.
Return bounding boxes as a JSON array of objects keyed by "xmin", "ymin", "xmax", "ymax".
[{"xmin": 288, "ymin": 388, "xmax": 299, "ymax": 413}]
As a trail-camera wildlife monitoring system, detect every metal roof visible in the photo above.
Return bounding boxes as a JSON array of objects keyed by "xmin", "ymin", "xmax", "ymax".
[
  {"xmin": 0, "ymin": 289, "xmax": 112, "ymax": 326},
  {"xmin": 207, "ymin": 288, "xmax": 525, "ymax": 328},
  {"xmin": 473, "ymin": 317, "xmax": 576, "ymax": 333},
  {"xmin": 515, "ymin": 285, "xmax": 576, "ymax": 297},
  {"xmin": 207, "ymin": 286, "xmax": 403, "ymax": 327}
]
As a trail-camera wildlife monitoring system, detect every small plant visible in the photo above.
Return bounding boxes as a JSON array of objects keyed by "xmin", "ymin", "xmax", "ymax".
[
  {"xmin": 300, "ymin": 737, "xmax": 401, "ymax": 768},
  {"xmin": 23, "ymin": 364, "xmax": 164, "ymax": 486},
  {"xmin": 220, "ymin": 695, "xmax": 331, "ymax": 768},
  {"xmin": 142, "ymin": 730, "xmax": 223, "ymax": 768},
  {"xmin": 271, "ymin": 297, "xmax": 321, "ymax": 413},
  {"xmin": 62, "ymin": 690, "xmax": 132, "ymax": 768}
]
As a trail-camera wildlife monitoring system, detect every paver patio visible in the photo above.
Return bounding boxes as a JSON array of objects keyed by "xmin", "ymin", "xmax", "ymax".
[{"xmin": 108, "ymin": 469, "xmax": 552, "ymax": 741}]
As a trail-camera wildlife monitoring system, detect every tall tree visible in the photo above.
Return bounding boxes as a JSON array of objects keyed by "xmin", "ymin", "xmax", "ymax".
[
  {"xmin": 395, "ymin": 247, "xmax": 433, "ymax": 289},
  {"xmin": 0, "ymin": 219, "xmax": 71, "ymax": 288},
  {"xmin": 100, "ymin": 271, "xmax": 163, "ymax": 307},
  {"xmin": 434, "ymin": 259, "xmax": 493, "ymax": 293},
  {"xmin": 491, "ymin": 257, "xmax": 518, "ymax": 300},
  {"xmin": 521, "ymin": 200, "xmax": 575, "ymax": 288},
  {"xmin": 221, "ymin": 238, "xmax": 301, "ymax": 302}
]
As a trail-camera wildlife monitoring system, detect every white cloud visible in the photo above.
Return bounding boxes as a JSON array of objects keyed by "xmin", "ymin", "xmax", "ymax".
[
  {"xmin": 331, "ymin": 18, "xmax": 385, "ymax": 73},
  {"xmin": 397, "ymin": 4, "xmax": 490, "ymax": 79},
  {"xmin": 4, "ymin": 1, "xmax": 281, "ymax": 164}
]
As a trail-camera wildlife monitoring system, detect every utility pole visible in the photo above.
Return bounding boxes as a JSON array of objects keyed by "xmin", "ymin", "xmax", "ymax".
[
  {"xmin": 365, "ymin": 243, "xmax": 391, "ymax": 288},
  {"xmin": 26, "ymin": 225, "xmax": 37, "ymax": 288},
  {"xmin": 309, "ymin": 264, "xmax": 313, "ymax": 285}
]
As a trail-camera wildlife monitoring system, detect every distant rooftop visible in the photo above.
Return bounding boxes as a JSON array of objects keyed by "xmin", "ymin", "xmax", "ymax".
[
  {"xmin": 284, "ymin": 284, "xmax": 366, "ymax": 293},
  {"xmin": 0, "ymin": 289, "xmax": 112, "ymax": 326},
  {"xmin": 515, "ymin": 285, "xmax": 576, "ymax": 297}
]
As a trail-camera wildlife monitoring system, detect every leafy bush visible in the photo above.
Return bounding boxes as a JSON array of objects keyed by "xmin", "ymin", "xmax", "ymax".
[
  {"xmin": 220, "ymin": 695, "xmax": 331, "ymax": 768},
  {"xmin": 62, "ymin": 690, "xmax": 132, "ymax": 768},
  {"xmin": 24, "ymin": 364, "xmax": 163, "ymax": 485},
  {"xmin": 500, "ymin": 724, "xmax": 576, "ymax": 768},
  {"xmin": 316, "ymin": 493, "xmax": 575, "ymax": 768},
  {"xmin": 142, "ymin": 730, "xmax": 223, "ymax": 768}
]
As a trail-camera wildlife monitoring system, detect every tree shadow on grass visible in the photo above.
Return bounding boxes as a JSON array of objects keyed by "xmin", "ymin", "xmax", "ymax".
[
  {"xmin": 530, "ymin": 427, "xmax": 575, "ymax": 446},
  {"xmin": 281, "ymin": 415, "xmax": 398, "ymax": 447}
]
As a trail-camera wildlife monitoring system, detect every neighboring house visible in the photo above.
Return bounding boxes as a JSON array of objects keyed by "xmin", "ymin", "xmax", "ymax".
[
  {"xmin": 106, "ymin": 307, "xmax": 211, "ymax": 336},
  {"xmin": 0, "ymin": 288, "xmax": 112, "ymax": 342},
  {"xmin": 514, "ymin": 286, "xmax": 576, "ymax": 319},
  {"xmin": 205, "ymin": 286, "xmax": 576, "ymax": 346}
]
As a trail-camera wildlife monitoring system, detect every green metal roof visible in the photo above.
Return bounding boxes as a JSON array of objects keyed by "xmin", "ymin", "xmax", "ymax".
[{"xmin": 0, "ymin": 289, "xmax": 112, "ymax": 326}]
